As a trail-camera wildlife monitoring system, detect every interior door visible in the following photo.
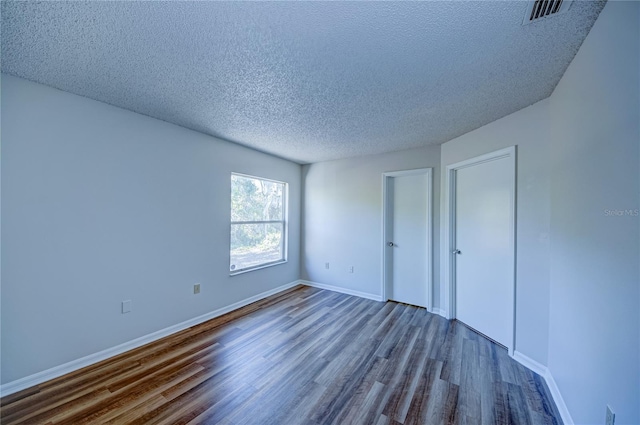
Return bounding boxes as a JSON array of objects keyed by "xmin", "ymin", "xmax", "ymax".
[
  {"xmin": 454, "ymin": 156, "xmax": 514, "ymax": 347},
  {"xmin": 386, "ymin": 172, "xmax": 429, "ymax": 308}
]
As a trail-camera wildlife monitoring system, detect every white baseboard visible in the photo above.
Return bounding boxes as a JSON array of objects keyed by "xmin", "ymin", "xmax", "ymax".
[
  {"xmin": 2, "ymin": 279, "xmax": 573, "ymax": 425},
  {"xmin": 299, "ymin": 280, "xmax": 383, "ymax": 302},
  {"xmin": 512, "ymin": 350, "xmax": 547, "ymax": 376},
  {"xmin": 431, "ymin": 307, "xmax": 447, "ymax": 318},
  {"xmin": 511, "ymin": 351, "xmax": 574, "ymax": 425},
  {"xmin": 298, "ymin": 281, "xmax": 447, "ymax": 316},
  {"xmin": 544, "ymin": 369, "xmax": 574, "ymax": 425},
  {"xmin": 0, "ymin": 280, "xmax": 300, "ymax": 397}
]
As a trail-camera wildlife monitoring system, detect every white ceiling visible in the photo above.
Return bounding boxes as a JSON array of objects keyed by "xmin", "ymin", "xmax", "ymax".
[{"xmin": 1, "ymin": 1, "xmax": 605, "ymax": 164}]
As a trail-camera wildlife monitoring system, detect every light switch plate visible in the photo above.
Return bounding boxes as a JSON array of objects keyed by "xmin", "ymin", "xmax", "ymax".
[{"xmin": 122, "ymin": 300, "xmax": 132, "ymax": 314}]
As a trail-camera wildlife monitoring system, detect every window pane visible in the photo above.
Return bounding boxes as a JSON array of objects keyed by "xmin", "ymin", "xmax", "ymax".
[
  {"xmin": 231, "ymin": 175, "xmax": 283, "ymax": 222},
  {"xmin": 230, "ymin": 223, "xmax": 284, "ymax": 272}
]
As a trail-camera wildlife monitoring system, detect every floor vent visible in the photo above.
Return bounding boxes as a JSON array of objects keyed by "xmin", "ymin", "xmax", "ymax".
[{"xmin": 523, "ymin": 0, "xmax": 572, "ymax": 24}]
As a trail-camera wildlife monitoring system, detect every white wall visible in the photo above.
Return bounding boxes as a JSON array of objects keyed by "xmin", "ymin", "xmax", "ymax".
[
  {"xmin": 1, "ymin": 74, "xmax": 301, "ymax": 384},
  {"xmin": 439, "ymin": 1, "xmax": 640, "ymax": 422},
  {"xmin": 440, "ymin": 99, "xmax": 552, "ymax": 366},
  {"xmin": 547, "ymin": 1, "xmax": 640, "ymax": 423},
  {"xmin": 301, "ymin": 147, "xmax": 440, "ymax": 302},
  {"xmin": 2, "ymin": 3, "xmax": 638, "ymax": 421}
]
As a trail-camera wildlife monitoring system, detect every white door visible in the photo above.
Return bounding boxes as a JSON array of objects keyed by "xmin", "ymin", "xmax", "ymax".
[
  {"xmin": 384, "ymin": 170, "xmax": 431, "ymax": 308},
  {"xmin": 453, "ymin": 155, "xmax": 514, "ymax": 348}
]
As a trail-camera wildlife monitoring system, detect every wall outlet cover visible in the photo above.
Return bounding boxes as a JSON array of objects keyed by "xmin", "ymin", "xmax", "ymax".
[
  {"xmin": 122, "ymin": 300, "xmax": 132, "ymax": 314},
  {"xmin": 194, "ymin": 283, "xmax": 201, "ymax": 294}
]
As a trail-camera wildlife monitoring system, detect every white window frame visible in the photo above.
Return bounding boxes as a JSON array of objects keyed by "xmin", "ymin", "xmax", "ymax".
[{"xmin": 229, "ymin": 173, "xmax": 288, "ymax": 275}]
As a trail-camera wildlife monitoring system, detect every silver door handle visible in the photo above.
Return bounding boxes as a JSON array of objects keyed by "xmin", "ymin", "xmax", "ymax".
[
  {"xmin": 388, "ymin": 242, "xmax": 395, "ymax": 247},
  {"xmin": 452, "ymin": 249, "xmax": 461, "ymax": 255}
]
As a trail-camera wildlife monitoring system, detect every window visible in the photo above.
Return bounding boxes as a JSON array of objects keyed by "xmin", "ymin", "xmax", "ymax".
[{"xmin": 230, "ymin": 173, "xmax": 287, "ymax": 274}]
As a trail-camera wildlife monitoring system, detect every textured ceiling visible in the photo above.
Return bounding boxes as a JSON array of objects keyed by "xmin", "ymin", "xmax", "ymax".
[{"xmin": 1, "ymin": 1, "xmax": 605, "ymax": 164}]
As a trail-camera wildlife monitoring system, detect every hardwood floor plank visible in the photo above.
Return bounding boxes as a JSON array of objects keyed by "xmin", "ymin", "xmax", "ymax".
[
  {"xmin": 456, "ymin": 338, "xmax": 481, "ymax": 423},
  {"xmin": 440, "ymin": 321, "xmax": 465, "ymax": 385},
  {"xmin": 505, "ymin": 383, "xmax": 534, "ymax": 425},
  {"xmin": 11, "ymin": 388, "xmax": 112, "ymax": 425},
  {"xmin": 337, "ymin": 372, "xmax": 386, "ymax": 425},
  {"xmin": 100, "ymin": 394, "xmax": 168, "ymax": 425},
  {"xmin": 224, "ymin": 346, "xmax": 329, "ymax": 425},
  {"xmin": 0, "ymin": 361, "xmax": 142, "ymax": 421},
  {"xmin": 0, "ymin": 387, "xmax": 41, "ymax": 408},
  {"xmin": 308, "ymin": 341, "xmax": 383, "ymax": 424},
  {"xmin": 274, "ymin": 381, "xmax": 327, "ymax": 425},
  {"xmin": 514, "ymin": 363, "xmax": 562, "ymax": 425},
  {"xmin": 478, "ymin": 351, "xmax": 498, "ymax": 424},
  {"xmin": 54, "ymin": 362, "xmax": 205, "ymax": 424},
  {"xmin": 380, "ymin": 327, "xmax": 424, "ymax": 422},
  {"xmin": 421, "ymin": 378, "xmax": 460, "ymax": 425},
  {"xmin": 404, "ymin": 358, "xmax": 443, "ymax": 425},
  {"xmin": 1, "ymin": 286, "xmax": 562, "ymax": 425}
]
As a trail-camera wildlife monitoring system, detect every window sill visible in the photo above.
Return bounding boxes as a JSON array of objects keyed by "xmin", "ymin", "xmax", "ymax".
[{"xmin": 229, "ymin": 260, "xmax": 288, "ymax": 276}]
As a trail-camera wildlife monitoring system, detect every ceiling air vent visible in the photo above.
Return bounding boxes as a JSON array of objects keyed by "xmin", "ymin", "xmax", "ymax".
[{"xmin": 523, "ymin": 0, "xmax": 572, "ymax": 24}]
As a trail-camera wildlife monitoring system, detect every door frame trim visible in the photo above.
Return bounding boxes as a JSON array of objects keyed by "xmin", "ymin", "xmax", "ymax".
[
  {"xmin": 381, "ymin": 168, "xmax": 433, "ymax": 310},
  {"xmin": 443, "ymin": 146, "xmax": 517, "ymax": 354}
]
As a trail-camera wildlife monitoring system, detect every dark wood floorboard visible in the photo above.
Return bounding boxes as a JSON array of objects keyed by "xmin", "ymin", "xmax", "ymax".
[{"xmin": 0, "ymin": 285, "xmax": 562, "ymax": 424}]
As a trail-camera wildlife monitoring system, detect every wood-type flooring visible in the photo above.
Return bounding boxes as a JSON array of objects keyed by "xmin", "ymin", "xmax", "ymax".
[{"xmin": 1, "ymin": 285, "xmax": 562, "ymax": 424}]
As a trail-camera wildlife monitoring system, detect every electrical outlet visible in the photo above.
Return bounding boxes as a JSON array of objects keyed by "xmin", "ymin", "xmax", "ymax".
[
  {"xmin": 193, "ymin": 283, "xmax": 201, "ymax": 294},
  {"xmin": 122, "ymin": 300, "xmax": 132, "ymax": 314},
  {"xmin": 349, "ymin": 265, "xmax": 354, "ymax": 273},
  {"xmin": 605, "ymin": 405, "xmax": 615, "ymax": 425},
  {"xmin": 325, "ymin": 262, "xmax": 330, "ymax": 269}
]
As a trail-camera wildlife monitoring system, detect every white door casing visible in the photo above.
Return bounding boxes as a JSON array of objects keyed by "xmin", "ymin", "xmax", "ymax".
[
  {"xmin": 443, "ymin": 147, "xmax": 516, "ymax": 353},
  {"xmin": 382, "ymin": 168, "xmax": 433, "ymax": 309}
]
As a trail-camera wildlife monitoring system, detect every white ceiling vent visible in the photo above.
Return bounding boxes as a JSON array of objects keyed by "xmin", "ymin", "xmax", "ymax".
[{"xmin": 523, "ymin": 0, "xmax": 572, "ymax": 24}]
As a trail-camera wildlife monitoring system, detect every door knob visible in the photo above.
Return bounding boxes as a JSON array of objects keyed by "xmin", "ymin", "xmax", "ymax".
[
  {"xmin": 452, "ymin": 249, "xmax": 462, "ymax": 255},
  {"xmin": 388, "ymin": 242, "xmax": 395, "ymax": 247}
]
